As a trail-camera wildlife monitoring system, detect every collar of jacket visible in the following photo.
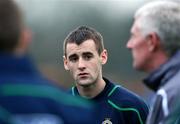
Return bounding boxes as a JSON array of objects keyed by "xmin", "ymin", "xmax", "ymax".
[{"xmin": 143, "ymin": 50, "xmax": 180, "ymax": 91}]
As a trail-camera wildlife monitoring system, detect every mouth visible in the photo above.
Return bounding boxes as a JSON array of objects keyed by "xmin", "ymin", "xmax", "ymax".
[{"xmin": 78, "ymin": 73, "xmax": 89, "ymax": 78}]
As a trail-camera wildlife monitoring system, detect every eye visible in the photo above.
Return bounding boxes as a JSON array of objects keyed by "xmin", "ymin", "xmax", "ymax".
[
  {"xmin": 83, "ymin": 54, "xmax": 93, "ymax": 61},
  {"xmin": 69, "ymin": 56, "xmax": 78, "ymax": 63}
]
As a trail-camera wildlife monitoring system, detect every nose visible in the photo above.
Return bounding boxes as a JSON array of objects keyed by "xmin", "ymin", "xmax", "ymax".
[
  {"xmin": 126, "ymin": 40, "xmax": 132, "ymax": 49},
  {"xmin": 78, "ymin": 58, "xmax": 86, "ymax": 70}
]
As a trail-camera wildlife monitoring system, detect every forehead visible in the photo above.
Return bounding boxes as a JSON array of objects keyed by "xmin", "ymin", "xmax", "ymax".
[
  {"xmin": 66, "ymin": 39, "xmax": 97, "ymax": 56},
  {"xmin": 131, "ymin": 18, "xmax": 141, "ymax": 34}
]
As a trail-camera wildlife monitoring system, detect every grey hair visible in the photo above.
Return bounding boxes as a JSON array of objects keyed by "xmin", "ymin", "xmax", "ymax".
[{"xmin": 134, "ymin": 0, "xmax": 180, "ymax": 56}]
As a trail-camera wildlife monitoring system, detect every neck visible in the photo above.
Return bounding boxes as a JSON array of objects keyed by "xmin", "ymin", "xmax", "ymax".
[
  {"xmin": 146, "ymin": 51, "xmax": 168, "ymax": 73},
  {"xmin": 77, "ymin": 78, "xmax": 106, "ymax": 99}
]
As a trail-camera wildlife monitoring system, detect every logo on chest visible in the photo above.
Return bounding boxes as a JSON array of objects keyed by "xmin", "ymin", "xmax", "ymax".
[{"xmin": 102, "ymin": 118, "xmax": 112, "ymax": 124}]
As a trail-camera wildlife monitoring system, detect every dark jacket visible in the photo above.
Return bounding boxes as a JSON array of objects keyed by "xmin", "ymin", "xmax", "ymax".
[
  {"xmin": 144, "ymin": 50, "xmax": 180, "ymax": 124},
  {"xmin": 71, "ymin": 77, "xmax": 149, "ymax": 124},
  {"xmin": 0, "ymin": 53, "xmax": 97, "ymax": 124}
]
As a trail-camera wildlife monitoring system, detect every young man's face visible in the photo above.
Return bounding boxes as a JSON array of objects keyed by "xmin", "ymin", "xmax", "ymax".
[
  {"xmin": 126, "ymin": 19, "xmax": 151, "ymax": 71},
  {"xmin": 64, "ymin": 39, "xmax": 107, "ymax": 87}
]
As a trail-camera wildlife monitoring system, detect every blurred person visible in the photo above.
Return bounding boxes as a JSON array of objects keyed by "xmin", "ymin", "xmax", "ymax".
[
  {"xmin": 63, "ymin": 25, "xmax": 149, "ymax": 124},
  {"xmin": 126, "ymin": 1, "xmax": 180, "ymax": 124},
  {"xmin": 0, "ymin": 0, "xmax": 98, "ymax": 124}
]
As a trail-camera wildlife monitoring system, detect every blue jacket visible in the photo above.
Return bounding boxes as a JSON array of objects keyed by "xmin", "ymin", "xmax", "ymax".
[
  {"xmin": 71, "ymin": 78, "xmax": 149, "ymax": 124},
  {"xmin": 0, "ymin": 53, "xmax": 97, "ymax": 124},
  {"xmin": 144, "ymin": 50, "xmax": 180, "ymax": 124}
]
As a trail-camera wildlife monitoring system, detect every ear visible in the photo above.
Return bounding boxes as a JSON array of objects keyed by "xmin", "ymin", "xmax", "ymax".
[
  {"xmin": 63, "ymin": 55, "xmax": 69, "ymax": 71},
  {"xmin": 146, "ymin": 32, "xmax": 160, "ymax": 52},
  {"xmin": 100, "ymin": 49, "xmax": 108, "ymax": 65},
  {"xmin": 15, "ymin": 28, "xmax": 32, "ymax": 55}
]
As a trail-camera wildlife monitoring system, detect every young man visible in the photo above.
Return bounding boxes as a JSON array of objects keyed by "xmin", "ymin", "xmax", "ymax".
[
  {"xmin": 126, "ymin": 1, "xmax": 180, "ymax": 124},
  {"xmin": 63, "ymin": 25, "xmax": 149, "ymax": 124},
  {"xmin": 0, "ymin": 0, "xmax": 97, "ymax": 124}
]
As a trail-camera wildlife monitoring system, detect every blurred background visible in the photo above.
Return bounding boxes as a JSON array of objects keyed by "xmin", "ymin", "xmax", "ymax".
[{"xmin": 15, "ymin": 0, "xmax": 154, "ymax": 104}]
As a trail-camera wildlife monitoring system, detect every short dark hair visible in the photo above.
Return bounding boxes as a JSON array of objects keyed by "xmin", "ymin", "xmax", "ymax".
[
  {"xmin": 63, "ymin": 26, "xmax": 104, "ymax": 56},
  {"xmin": 0, "ymin": 0, "xmax": 23, "ymax": 52}
]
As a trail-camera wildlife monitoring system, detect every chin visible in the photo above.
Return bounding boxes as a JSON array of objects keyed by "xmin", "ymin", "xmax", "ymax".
[
  {"xmin": 134, "ymin": 66, "xmax": 141, "ymax": 71},
  {"xmin": 133, "ymin": 62, "xmax": 141, "ymax": 70},
  {"xmin": 78, "ymin": 81, "xmax": 93, "ymax": 87},
  {"xmin": 79, "ymin": 82, "xmax": 91, "ymax": 87},
  {"xmin": 134, "ymin": 65, "xmax": 145, "ymax": 72}
]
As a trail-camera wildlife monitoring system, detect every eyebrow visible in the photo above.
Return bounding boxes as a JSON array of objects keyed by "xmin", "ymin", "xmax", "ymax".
[
  {"xmin": 82, "ymin": 52, "xmax": 93, "ymax": 56},
  {"xmin": 68, "ymin": 54, "xmax": 78, "ymax": 59},
  {"xmin": 68, "ymin": 51, "xmax": 94, "ymax": 59}
]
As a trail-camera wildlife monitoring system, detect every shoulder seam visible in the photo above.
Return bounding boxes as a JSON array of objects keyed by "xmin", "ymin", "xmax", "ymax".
[
  {"xmin": 108, "ymin": 100, "xmax": 143, "ymax": 124},
  {"xmin": 108, "ymin": 85, "xmax": 121, "ymax": 97}
]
